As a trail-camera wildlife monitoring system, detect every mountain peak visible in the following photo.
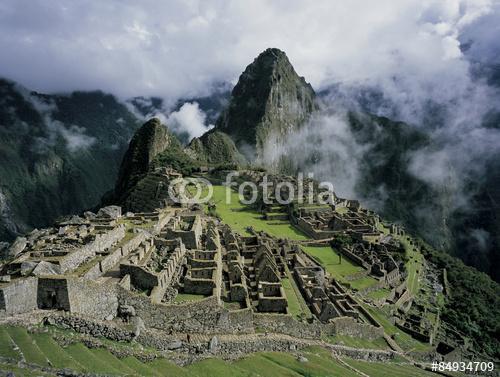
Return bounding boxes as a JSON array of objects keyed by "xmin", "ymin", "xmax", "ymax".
[
  {"xmin": 215, "ymin": 48, "xmax": 317, "ymax": 159},
  {"xmin": 113, "ymin": 118, "xmax": 174, "ymax": 201},
  {"xmin": 251, "ymin": 47, "xmax": 290, "ymax": 67}
]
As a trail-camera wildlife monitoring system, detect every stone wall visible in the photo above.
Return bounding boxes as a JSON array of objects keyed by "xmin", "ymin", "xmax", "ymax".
[
  {"xmin": 395, "ymin": 288, "xmax": 412, "ymax": 307},
  {"xmin": 45, "ymin": 312, "xmax": 397, "ymax": 364},
  {"xmin": 296, "ymin": 218, "xmax": 319, "ymax": 239},
  {"xmin": 0, "ymin": 277, "xmax": 38, "ymax": 315},
  {"xmin": 253, "ymin": 313, "xmax": 328, "ymax": 338},
  {"xmin": 120, "ymin": 231, "xmax": 149, "ymax": 255},
  {"xmin": 333, "ymin": 317, "xmax": 384, "ymax": 340},
  {"xmin": 165, "ymin": 215, "xmax": 202, "ymax": 249},
  {"xmin": 67, "ymin": 278, "xmax": 118, "ymax": 320},
  {"xmin": 153, "ymin": 212, "xmax": 173, "ymax": 234},
  {"xmin": 120, "ymin": 264, "xmax": 158, "ymax": 291},
  {"xmin": 117, "ymin": 287, "xmax": 252, "ymax": 333},
  {"xmin": 59, "ymin": 226, "xmax": 126, "ymax": 273},
  {"xmin": 48, "ymin": 314, "xmax": 134, "ymax": 342}
]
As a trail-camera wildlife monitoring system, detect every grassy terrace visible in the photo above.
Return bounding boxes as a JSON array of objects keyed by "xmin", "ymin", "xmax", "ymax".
[
  {"xmin": 281, "ymin": 276, "xmax": 312, "ymax": 319},
  {"xmin": 204, "ymin": 185, "xmax": 381, "ymax": 293},
  {"xmin": 192, "ymin": 183, "xmax": 433, "ymax": 353},
  {"xmin": 367, "ymin": 288, "xmax": 392, "ymax": 300},
  {"xmin": 0, "ymin": 326, "xmax": 444, "ymax": 376},
  {"xmin": 376, "ymin": 222, "xmax": 424, "ymax": 296},
  {"xmin": 203, "ymin": 185, "xmax": 308, "ymax": 240},
  {"xmin": 343, "ymin": 358, "xmax": 444, "ymax": 377},
  {"xmin": 361, "ymin": 304, "xmax": 433, "ymax": 352},
  {"xmin": 301, "ymin": 246, "xmax": 379, "ymax": 291}
]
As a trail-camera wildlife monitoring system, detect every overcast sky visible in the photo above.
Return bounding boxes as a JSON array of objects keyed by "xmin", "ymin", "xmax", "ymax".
[{"xmin": 0, "ymin": 0, "xmax": 498, "ymax": 102}]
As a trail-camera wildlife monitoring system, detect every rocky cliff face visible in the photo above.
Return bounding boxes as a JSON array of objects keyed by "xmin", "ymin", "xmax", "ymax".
[
  {"xmin": 187, "ymin": 130, "xmax": 246, "ymax": 166},
  {"xmin": 0, "ymin": 79, "xmax": 140, "ymax": 242},
  {"xmin": 113, "ymin": 118, "xmax": 175, "ymax": 202},
  {"xmin": 215, "ymin": 48, "xmax": 318, "ymax": 159},
  {"xmin": 107, "ymin": 117, "xmax": 203, "ymax": 212}
]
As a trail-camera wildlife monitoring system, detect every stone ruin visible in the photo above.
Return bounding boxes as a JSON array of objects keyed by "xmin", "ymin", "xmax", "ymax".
[
  {"xmin": 294, "ymin": 206, "xmax": 380, "ymax": 241},
  {"xmin": 0, "ymin": 172, "xmax": 399, "ymax": 345}
]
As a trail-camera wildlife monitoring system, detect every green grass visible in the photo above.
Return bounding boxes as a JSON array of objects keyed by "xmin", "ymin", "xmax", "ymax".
[
  {"xmin": 261, "ymin": 350, "xmax": 359, "ymax": 377},
  {"xmin": 343, "ymin": 358, "xmax": 440, "ymax": 377},
  {"xmin": 147, "ymin": 358, "xmax": 192, "ymax": 376},
  {"xmin": 281, "ymin": 277, "xmax": 311, "ymax": 319},
  {"xmin": 203, "ymin": 185, "xmax": 308, "ymax": 240},
  {"xmin": 404, "ymin": 242, "xmax": 424, "ymax": 296},
  {"xmin": 90, "ymin": 348, "xmax": 138, "ymax": 374},
  {"xmin": 302, "ymin": 246, "xmax": 379, "ymax": 291},
  {"xmin": 30, "ymin": 332, "xmax": 83, "ymax": 371},
  {"xmin": 0, "ymin": 327, "xmax": 21, "ymax": 360},
  {"xmin": 302, "ymin": 246, "xmax": 361, "ymax": 278},
  {"xmin": 367, "ymin": 288, "xmax": 392, "ymax": 300},
  {"xmin": 5, "ymin": 327, "xmax": 48, "ymax": 366},
  {"xmin": 349, "ymin": 276, "xmax": 380, "ymax": 291},
  {"xmin": 235, "ymin": 354, "xmax": 302, "ymax": 376},
  {"xmin": 64, "ymin": 343, "xmax": 123, "ymax": 375},
  {"xmin": 122, "ymin": 356, "xmax": 163, "ymax": 376},
  {"xmin": 0, "ymin": 362, "xmax": 53, "ymax": 376},
  {"xmin": 185, "ymin": 358, "xmax": 253, "ymax": 376},
  {"xmin": 361, "ymin": 305, "xmax": 432, "ymax": 352},
  {"xmin": 335, "ymin": 206, "xmax": 350, "ymax": 214},
  {"xmin": 0, "ymin": 325, "xmax": 441, "ymax": 376}
]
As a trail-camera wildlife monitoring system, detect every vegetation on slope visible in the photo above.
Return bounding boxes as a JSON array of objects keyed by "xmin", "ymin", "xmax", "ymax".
[
  {"xmin": 0, "ymin": 326, "xmax": 443, "ymax": 377},
  {"xmin": 419, "ymin": 243, "xmax": 500, "ymax": 358},
  {"xmin": 0, "ymin": 79, "xmax": 140, "ymax": 241}
]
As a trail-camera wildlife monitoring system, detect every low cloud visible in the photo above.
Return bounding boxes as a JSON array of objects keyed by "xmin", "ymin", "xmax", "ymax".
[
  {"xmin": 261, "ymin": 110, "xmax": 368, "ymax": 199},
  {"xmin": 16, "ymin": 88, "xmax": 96, "ymax": 153},
  {"xmin": 0, "ymin": 0, "xmax": 498, "ymax": 106},
  {"xmin": 166, "ymin": 102, "xmax": 213, "ymax": 139}
]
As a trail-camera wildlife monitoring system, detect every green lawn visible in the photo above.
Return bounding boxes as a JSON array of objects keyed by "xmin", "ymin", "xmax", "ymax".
[
  {"xmin": 30, "ymin": 332, "xmax": 83, "ymax": 371},
  {"xmin": 367, "ymin": 288, "xmax": 392, "ymax": 300},
  {"xmin": 403, "ymin": 241, "xmax": 424, "ymax": 296},
  {"xmin": 186, "ymin": 358, "xmax": 253, "ymax": 377},
  {"xmin": 0, "ymin": 325, "xmax": 443, "ymax": 377},
  {"xmin": 0, "ymin": 327, "xmax": 21, "ymax": 360},
  {"xmin": 235, "ymin": 354, "xmax": 302, "ymax": 376},
  {"xmin": 64, "ymin": 343, "xmax": 121, "ymax": 374},
  {"xmin": 122, "ymin": 356, "xmax": 163, "ymax": 376},
  {"xmin": 361, "ymin": 305, "xmax": 432, "ymax": 352},
  {"xmin": 0, "ymin": 362, "xmax": 53, "ymax": 376},
  {"xmin": 90, "ymin": 348, "xmax": 138, "ymax": 375},
  {"xmin": 343, "ymin": 359, "xmax": 440, "ymax": 377},
  {"xmin": 261, "ymin": 350, "xmax": 359, "ymax": 377},
  {"xmin": 146, "ymin": 358, "xmax": 191, "ymax": 376},
  {"xmin": 5, "ymin": 327, "xmax": 48, "ymax": 366},
  {"xmin": 302, "ymin": 246, "xmax": 379, "ymax": 291},
  {"xmin": 302, "ymin": 246, "xmax": 361, "ymax": 278},
  {"xmin": 203, "ymin": 185, "xmax": 308, "ymax": 240},
  {"xmin": 281, "ymin": 277, "xmax": 311, "ymax": 319}
]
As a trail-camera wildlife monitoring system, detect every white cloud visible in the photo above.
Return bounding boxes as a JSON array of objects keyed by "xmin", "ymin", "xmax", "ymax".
[
  {"xmin": 166, "ymin": 102, "xmax": 213, "ymax": 139},
  {"xmin": 0, "ymin": 0, "xmax": 496, "ymax": 104},
  {"xmin": 54, "ymin": 123, "xmax": 96, "ymax": 152},
  {"xmin": 17, "ymin": 89, "xmax": 97, "ymax": 153}
]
